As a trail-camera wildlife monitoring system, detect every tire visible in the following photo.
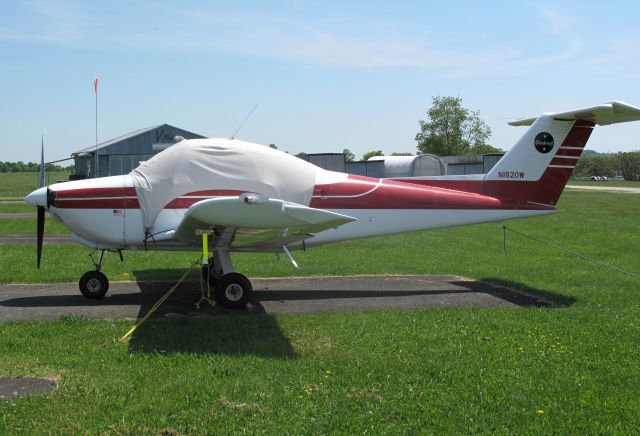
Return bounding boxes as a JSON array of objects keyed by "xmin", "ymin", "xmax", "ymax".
[
  {"xmin": 214, "ymin": 273, "xmax": 252, "ymax": 308},
  {"xmin": 79, "ymin": 270, "xmax": 109, "ymax": 299}
]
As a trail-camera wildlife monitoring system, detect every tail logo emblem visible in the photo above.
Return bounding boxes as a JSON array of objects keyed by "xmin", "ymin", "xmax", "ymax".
[{"xmin": 534, "ymin": 132, "xmax": 554, "ymax": 154}]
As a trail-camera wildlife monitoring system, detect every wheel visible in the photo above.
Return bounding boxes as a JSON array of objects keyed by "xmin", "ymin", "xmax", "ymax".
[
  {"xmin": 79, "ymin": 270, "xmax": 109, "ymax": 299},
  {"xmin": 214, "ymin": 273, "xmax": 253, "ymax": 308}
]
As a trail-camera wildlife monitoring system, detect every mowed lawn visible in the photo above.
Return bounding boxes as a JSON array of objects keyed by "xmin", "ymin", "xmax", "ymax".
[
  {"xmin": 0, "ymin": 187, "xmax": 639, "ymax": 433},
  {"xmin": 0, "ymin": 171, "xmax": 70, "ymax": 200}
]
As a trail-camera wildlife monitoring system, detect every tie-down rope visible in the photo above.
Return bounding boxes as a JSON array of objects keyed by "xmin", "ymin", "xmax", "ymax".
[
  {"xmin": 119, "ymin": 257, "xmax": 201, "ymax": 342},
  {"xmin": 502, "ymin": 225, "xmax": 640, "ymax": 279}
]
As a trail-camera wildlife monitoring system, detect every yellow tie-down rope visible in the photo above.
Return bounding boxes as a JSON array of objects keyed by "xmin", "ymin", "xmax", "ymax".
[
  {"xmin": 119, "ymin": 232, "xmax": 212, "ymax": 342},
  {"xmin": 119, "ymin": 257, "xmax": 201, "ymax": 342}
]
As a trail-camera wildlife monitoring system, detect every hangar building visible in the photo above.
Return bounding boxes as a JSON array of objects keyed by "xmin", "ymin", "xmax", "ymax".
[
  {"xmin": 302, "ymin": 153, "xmax": 502, "ymax": 178},
  {"xmin": 71, "ymin": 124, "xmax": 205, "ymax": 179},
  {"xmin": 70, "ymin": 123, "xmax": 503, "ymax": 180}
]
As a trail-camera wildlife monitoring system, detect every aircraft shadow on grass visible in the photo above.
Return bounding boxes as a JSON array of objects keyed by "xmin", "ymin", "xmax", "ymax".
[
  {"xmin": 126, "ymin": 313, "xmax": 298, "ymax": 358},
  {"xmin": 0, "ymin": 271, "xmax": 576, "ymax": 356}
]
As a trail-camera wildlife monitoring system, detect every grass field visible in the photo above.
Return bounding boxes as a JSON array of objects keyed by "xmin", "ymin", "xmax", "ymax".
[
  {"xmin": 0, "ymin": 218, "xmax": 69, "ymax": 235},
  {"xmin": 0, "ymin": 203, "xmax": 32, "ymax": 213},
  {"xmin": 1, "ymin": 189, "xmax": 639, "ymax": 433},
  {"xmin": 0, "ymin": 171, "xmax": 70, "ymax": 200}
]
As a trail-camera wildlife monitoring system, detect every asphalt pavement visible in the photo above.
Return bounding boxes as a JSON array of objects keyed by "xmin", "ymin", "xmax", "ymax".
[
  {"xmin": 0, "ymin": 234, "xmax": 72, "ymax": 244},
  {"xmin": 566, "ymin": 185, "xmax": 640, "ymax": 193},
  {"xmin": 0, "ymin": 275, "xmax": 554, "ymax": 321}
]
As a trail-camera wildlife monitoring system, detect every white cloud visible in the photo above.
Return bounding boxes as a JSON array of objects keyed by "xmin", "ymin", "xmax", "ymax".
[{"xmin": 3, "ymin": 1, "xmax": 630, "ymax": 79}]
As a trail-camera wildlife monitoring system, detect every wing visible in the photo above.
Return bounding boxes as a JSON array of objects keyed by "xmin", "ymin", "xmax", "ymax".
[{"xmin": 173, "ymin": 193, "xmax": 356, "ymax": 251}]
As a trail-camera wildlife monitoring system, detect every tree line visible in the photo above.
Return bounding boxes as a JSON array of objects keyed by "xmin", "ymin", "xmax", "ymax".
[
  {"xmin": 574, "ymin": 152, "xmax": 640, "ymax": 181},
  {"xmin": 0, "ymin": 161, "xmax": 74, "ymax": 173}
]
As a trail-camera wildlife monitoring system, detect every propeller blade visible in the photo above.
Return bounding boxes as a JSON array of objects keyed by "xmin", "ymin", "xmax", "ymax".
[{"xmin": 36, "ymin": 205, "xmax": 45, "ymax": 269}]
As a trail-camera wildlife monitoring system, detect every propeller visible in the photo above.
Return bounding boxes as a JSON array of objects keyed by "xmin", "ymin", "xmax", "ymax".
[
  {"xmin": 36, "ymin": 135, "xmax": 46, "ymax": 269},
  {"xmin": 36, "ymin": 203, "xmax": 45, "ymax": 269}
]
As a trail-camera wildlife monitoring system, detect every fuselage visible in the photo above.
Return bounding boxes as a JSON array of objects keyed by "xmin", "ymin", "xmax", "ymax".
[{"xmin": 41, "ymin": 169, "xmax": 554, "ymax": 252}]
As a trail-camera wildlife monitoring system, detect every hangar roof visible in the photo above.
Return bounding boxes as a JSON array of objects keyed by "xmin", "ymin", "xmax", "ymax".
[{"xmin": 72, "ymin": 124, "xmax": 205, "ymax": 155}]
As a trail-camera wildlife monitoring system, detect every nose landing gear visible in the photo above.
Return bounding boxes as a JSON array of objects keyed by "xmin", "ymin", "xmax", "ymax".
[
  {"xmin": 78, "ymin": 249, "xmax": 123, "ymax": 299},
  {"xmin": 79, "ymin": 269, "xmax": 109, "ymax": 299}
]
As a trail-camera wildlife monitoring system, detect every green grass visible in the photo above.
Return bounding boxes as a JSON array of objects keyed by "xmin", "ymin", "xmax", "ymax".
[
  {"xmin": 0, "ymin": 202, "xmax": 31, "ymax": 213},
  {"xmin": 0, "ymin": 171, "xmax": 70, "ymax": 198},
  {"xmin": 0, "ymin": 189, "xmax": 639, "ymax": 433}
]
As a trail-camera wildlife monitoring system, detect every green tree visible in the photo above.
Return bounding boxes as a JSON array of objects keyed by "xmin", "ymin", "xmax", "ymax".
[
  {"xmin": 415, "ymin": 96, "xmax": 492, "ymax": 156},
  {"xmin": 472, "ymin": 144, "xmax": 504, "ymax": 154},
  {"xmin": 390, "ymin": 152, "xmax": 413, "ymax": 156},
  {"xmin": 362, "ymin": 150, "xmax": 384, "ymax": 161},
  {"xmin": 268, "ymin": 143, "xmax": 278, "ymax": 149},
  {"xmin": 343, "ymin": 148, "xmax": 355, "ymax": 162},
  {"xmin": 617, "ymin": 151, "xmax": 640, "ymax": 181},
  {"xmin": 574, "ymin": 155, "xmax": 619, "ymax": 178}
]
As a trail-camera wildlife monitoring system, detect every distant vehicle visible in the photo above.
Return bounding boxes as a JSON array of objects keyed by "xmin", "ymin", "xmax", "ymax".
[{"xmin": 25, "ymin": 101, "xmax": 640, "ymax": 307}]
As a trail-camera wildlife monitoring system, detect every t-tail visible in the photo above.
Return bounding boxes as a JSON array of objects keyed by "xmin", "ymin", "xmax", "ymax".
[{"xmin": 484, "ymin": 101, "xmax": 640, "ymax": 206}]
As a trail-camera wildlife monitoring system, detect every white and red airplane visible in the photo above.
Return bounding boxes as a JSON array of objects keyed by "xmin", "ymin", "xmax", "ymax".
[{"xmin": 25, "ymin": 101, "xmax": 640, "ymax": 307}]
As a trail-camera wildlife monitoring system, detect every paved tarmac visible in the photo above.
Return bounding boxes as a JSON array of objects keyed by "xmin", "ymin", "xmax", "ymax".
[
  {"xmin": 0, "ymin": 275, "xmax": 553, "ymax": 321},
  {"xmin": 566, "ymin": 185, "xmax": 640, "ymax": 193},
  {"xmin": 0, "ymin": 234, "xmax": 72, "ymax": 244},
  {"xmin": 0, "ymin": 213, "xmax": 43, "ymax": 219}
]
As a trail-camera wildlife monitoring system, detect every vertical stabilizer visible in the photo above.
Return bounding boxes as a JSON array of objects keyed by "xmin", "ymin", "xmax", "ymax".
[{"xmin": 484, "ymin": 101, "xmax": 640, "ymax": 205}]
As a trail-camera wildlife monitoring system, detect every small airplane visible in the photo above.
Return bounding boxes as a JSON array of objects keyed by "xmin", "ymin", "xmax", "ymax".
[{"xmin": 25, "ymin": 101, "xmax": 640, "ymax": 307}]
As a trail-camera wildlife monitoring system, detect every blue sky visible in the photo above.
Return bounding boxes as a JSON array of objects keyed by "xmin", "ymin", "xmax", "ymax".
[{"xmin": 2, "ymin": 0, "xmax": 640, "ymax": 163}]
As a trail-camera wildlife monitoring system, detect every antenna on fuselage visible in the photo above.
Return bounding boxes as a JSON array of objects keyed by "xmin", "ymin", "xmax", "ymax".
[{"xmin": 230, "ymin": 103, "xmax": 258, "ymax": 139}]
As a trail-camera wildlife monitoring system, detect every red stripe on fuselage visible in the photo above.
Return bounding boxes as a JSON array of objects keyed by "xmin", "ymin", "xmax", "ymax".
[
  {"xmin": 310, "ymin": 175, "xmax": 505, "ymax": 209},
  {"xmin": 55, "ymin": 187, "xmax": 137, "ymax": 198},
  {"xmin": 52, "ymin": 188, "xmax": 245, "ymax": 209}
]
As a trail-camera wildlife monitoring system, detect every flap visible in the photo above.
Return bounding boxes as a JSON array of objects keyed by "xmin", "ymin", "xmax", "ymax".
[{"xmin": 173, "ymin": 194, "xmax": 356, "ymax": 250}]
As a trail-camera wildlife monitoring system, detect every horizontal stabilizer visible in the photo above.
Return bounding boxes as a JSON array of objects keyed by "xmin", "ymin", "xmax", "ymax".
[{"xmin": 509, "ymin": 100, "xmax": 640, "ymax": 127}]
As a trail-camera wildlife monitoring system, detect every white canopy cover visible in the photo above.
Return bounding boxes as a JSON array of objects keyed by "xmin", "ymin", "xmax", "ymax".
[{"xmin": 130, "ymin": 138, "xmax": 318, "ymax": 229}]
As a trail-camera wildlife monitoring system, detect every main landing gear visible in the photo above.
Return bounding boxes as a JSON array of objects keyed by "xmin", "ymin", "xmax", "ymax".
[
  {"xmin": 200, "ymin": 243, "xmax": 253, "ymax": 308},
  {"xmin": 203, "ymin": 268, "xmax": 253, "ymax": 308}
]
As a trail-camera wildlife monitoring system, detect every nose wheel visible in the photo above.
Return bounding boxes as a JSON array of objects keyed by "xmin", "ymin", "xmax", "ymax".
[
  {"xmin": 78, "ymin": 249, "xmax": 118, "ymax": 299},
  {"xmin": 79, "ymin": 270, "xmax": 109, "ymax": 299}
]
